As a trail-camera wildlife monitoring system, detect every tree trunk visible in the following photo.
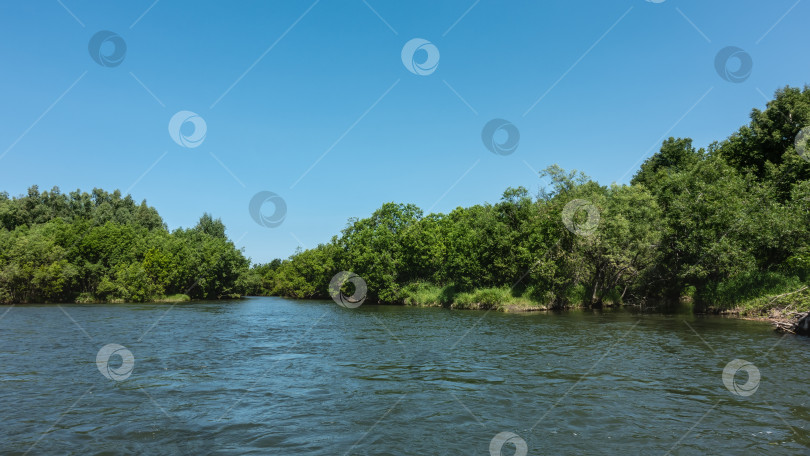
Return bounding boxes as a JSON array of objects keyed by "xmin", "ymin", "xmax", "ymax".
[{"xmin": 590, "ymin": 268, "xmax": 603, "ymax": 307}]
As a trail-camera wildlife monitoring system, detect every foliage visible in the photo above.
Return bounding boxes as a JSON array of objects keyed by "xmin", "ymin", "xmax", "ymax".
[{"xmin": 0, "ymin": 187, "xmax": 250, "ymax": 303}]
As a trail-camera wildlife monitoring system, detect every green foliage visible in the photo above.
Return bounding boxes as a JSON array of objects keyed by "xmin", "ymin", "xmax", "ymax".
[
  {"xmin": 401, "ymin": 282, "xmax": 447, "ymax": 307},
  {"xmin": 158, "ymin": 294, "xmax": 192, "ymax": 303},
  {"xmin": 699, "ymin": 271, "xmax": 804, "ymax": 310},
  {"xmin": 0, "ymin": 187, "xmax": 250, "ymax": 303},
  {"xmin": 735, "ymin": 287, "xmax": 810, "ymax": 317},
  {"xmin": 715, "ymin": 86, "xmax": 810, "ymax": 184},
  {"xmin": 265, "ymin": 244, "xmax": 337, "ymax": 299},
  {"xmin": 453, "ymin": 287, "xmax": 512, "ymax": 310},
  {"xmin": 631, "ymin": 137, "xmax": 703, "ymax": 189}
]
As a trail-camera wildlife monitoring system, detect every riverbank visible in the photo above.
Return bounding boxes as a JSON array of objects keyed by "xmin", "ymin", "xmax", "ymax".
[
  {"xmin": 710, "ymin": 286, "xmax": 810, "ymax": 334},
  {"xmin": 7, "ymin": 283, "xmax": 809, "ymax": 335},
  {"xmin": 72, "ymin": 293, "xmax": 193, "ymax": 304},
  {"xmin": 399, "ymin": 283, "xmax": 552, "ymax": 312},
  {"xmin": 398, "ymin": 282, "xmax": 629, "ymax": 313},
  {"xmin": 396, "ymin": 282, "xmax": 810, "ymax": 334}
]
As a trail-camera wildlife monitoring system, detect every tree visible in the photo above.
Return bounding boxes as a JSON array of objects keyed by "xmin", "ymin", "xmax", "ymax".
[{"xmin": 0, "ymin": 187, "xmax": 250, "ymax": 303}]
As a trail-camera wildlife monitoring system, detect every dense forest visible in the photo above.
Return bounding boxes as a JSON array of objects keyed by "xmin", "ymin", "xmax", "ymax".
[
  {"xmin": 0, "ymin": 188, "xmax": 252, "ymax": 303},
  {"xmin": 251, "ymin": 86, "xmax": 810, "ymax": 315},
  {"xmin": 2, "ymin": 87, "xmax": 809, "ymax": 314}
]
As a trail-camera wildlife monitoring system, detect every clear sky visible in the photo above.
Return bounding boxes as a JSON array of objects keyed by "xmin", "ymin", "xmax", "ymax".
[{"xmin": 0, "ymin": 0, "xmax": 807, "ymax": 263}]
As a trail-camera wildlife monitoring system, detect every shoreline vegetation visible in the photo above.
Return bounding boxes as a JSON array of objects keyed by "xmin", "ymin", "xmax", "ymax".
[
  {"xmin": 2, "ymin": 87, "xmax": 810, "ymax": 333},
  {"xmin": 250, "ymin": 86, "xmax": 810, "ymax": 331},
  {"xmin": 0, "ymin": 187, "xmax": 251, "ymax": 304}
]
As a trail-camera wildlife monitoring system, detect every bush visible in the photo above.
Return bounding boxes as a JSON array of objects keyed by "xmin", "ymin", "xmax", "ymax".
[
  {"xmin": 699, "ymin": 271, "xmax": 804, "ymax": 309},
  {"xmin": 401, "ymin": 282, "xmax": 451, "ymax": 307},
  {"xmin": 452, "ymin": 287, "xmax": 533, "ymax": 310},
  {"xmin": 564, "ymin": 283, "xmax": 589, "ymax": 306}
]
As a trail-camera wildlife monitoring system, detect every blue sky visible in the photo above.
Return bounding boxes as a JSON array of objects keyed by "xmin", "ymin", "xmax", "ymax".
[{"xmin": 0, "ymin": 0, "xmax": 808, "ymax": 263}]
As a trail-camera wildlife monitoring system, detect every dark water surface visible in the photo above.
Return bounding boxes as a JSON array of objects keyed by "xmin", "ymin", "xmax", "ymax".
[{"xmin": 1, "ymin": 297, "xmax": 808, "ymax": 455}]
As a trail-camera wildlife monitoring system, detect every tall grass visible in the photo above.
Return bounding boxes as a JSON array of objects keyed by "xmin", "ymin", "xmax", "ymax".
[
  {"xmin": 401, "ymin": 282, "xmax": 448, "ymax": 307},
  {"xmin": 401, "ymin": 283, "xmax": 547, "ymax": 311},
  {"xmin": 699, "ymin": 271, "xmax": 805, "ymax": 310}
]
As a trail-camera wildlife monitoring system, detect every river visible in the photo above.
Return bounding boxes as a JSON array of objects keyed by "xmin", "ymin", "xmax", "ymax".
[{"xmin": 0, "ymin": 297, "xmax": 808, "ymax": 455}]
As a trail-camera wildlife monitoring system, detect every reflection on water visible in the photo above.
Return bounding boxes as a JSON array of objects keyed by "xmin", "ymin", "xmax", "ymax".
[{"xmin": 0, "ymin": 297, "xmax": 808, "ymax": 455}]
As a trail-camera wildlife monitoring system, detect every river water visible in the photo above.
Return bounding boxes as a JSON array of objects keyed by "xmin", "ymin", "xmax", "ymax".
[{"xmin": 0, "ymin": 297, "xmax": 808, "ymax": 455}]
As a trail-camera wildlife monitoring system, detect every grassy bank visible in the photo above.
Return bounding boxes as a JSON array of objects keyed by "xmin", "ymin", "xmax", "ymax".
[
  {"xmin": 726, "ymin": 286, "xmax": 810, "ymax": 319},
  {"xmin": 72, "ymin": 293, "xmax": 192, "ymax": 304},
  {"xmin": 154, "ymin": 294, "xmax": 192, "ymax": 303},
  {"xmin": 398, "ymin": 282, "xmax": 624, "ymax": 312},
  {"xmin": 400, "ymin": 283, "xmax": 545, "ymax": 312},
  {"xmin": 397, "ymin": 280, "xmax": 810, "ymax": 323},
  {"xmin": 690, "ymin": 271, "xmax": 810, "ymax": 324}
]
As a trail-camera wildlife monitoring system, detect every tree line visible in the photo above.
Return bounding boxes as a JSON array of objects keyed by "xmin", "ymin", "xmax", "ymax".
[
  {"xmin": 251, "ymin": 86, "xmax": 810, "ymax": 312},
  {"xmin": 2, "ymin": 86, "xmax": 808, "ymax": 310},
  {"xmin": 0, "ymin": 188, "xmax": 251, "ymax": 303}
]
